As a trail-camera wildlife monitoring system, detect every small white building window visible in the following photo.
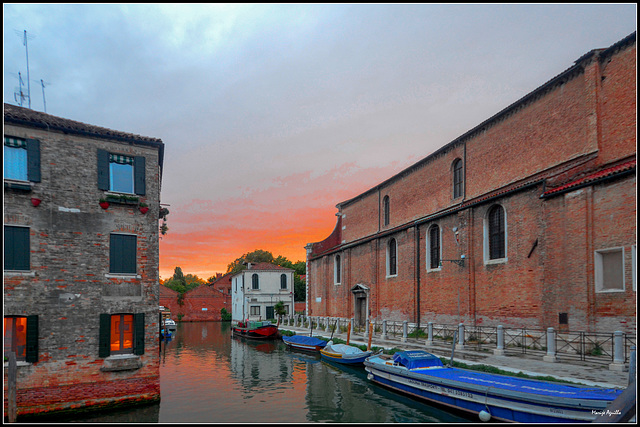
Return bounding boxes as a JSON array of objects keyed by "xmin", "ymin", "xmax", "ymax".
[{"xmin": 594, "ymin": 247, "xmax": 625, "ymax": 293}]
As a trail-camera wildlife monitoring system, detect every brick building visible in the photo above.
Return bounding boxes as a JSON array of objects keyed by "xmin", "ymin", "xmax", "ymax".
[
  {"xmin": 159, "ymin": 283, "xmax": 231, "ymax": 322},
  {"xmin": 4, "ymin": 104, "xmax": 164, "ymax": 417},
  {"xmin": 306, "ymin": 33, "xmax": 636, "ymax": 334}
]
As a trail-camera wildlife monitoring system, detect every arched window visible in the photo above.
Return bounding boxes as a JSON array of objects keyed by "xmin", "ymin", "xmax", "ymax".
[
  {"xmin": 488, "ymin": 205, "xmax": 506, "ymax": 260},
  {"xmin": 334, "ymin": 254, "xmax": 341, "ymax": 284},
  {"xmin": 252, "ymin": 273, "xmax": 259, "ymax": 290},
  {"xmin": 387, "ymin": 238, "xmax": 397, "ymax": 276},
  {"xmin": 383, "ymin": 195, "xmax": 390, "ymax": 227},
  {"xmin": 428, "ymin": 225, "xmax": 441, "ymax": 269},
  {"xmin": 453, "ymin": 159, "xmax": 463, "ymax": 199},
  {"xmin": 280, "ymin": 274, "xmax": 287, "ymax": 289}
]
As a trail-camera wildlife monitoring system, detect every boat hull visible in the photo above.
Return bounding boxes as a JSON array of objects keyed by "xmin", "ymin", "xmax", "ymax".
[
  {"xmin": 232, "ymin": 324, "xmax": 279, "ymax": 340},
  {"xmin": 364, "ymin": 356, "xmax": 621, "ymax": 423},
  {"xmin": 282, "ymin": 336, "xmax": 327, "ymax": 352},
  {"xmin": 320, "ymin": 345, "xmax": 372, "ymax": 365}
]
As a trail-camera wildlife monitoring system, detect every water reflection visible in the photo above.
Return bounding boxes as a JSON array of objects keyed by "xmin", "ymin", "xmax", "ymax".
[{"xmin": 31, "ymin": 322, "xmax": 468, "ymax": 423}]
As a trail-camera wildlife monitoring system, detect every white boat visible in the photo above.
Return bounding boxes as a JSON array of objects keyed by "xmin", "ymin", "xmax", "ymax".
[
  {"xmin": 164, "ymin": 318, "xmax": 177, "ymax": 332},
  {"xmin": 320, "ymin": 340, "xmax": 372, "ymax": 365},
  {"xmin": 364, "ymin": 350, "xmax": 622, "ymax": 423}
]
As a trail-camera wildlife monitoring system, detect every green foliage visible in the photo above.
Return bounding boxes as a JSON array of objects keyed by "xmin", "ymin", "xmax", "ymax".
[
  {"xmin": 274, "ymin": 301, "xmax": 287, "ymax": 317},
  {"xmin": 220, "ymin": 308, "xmax": 232, "ymax": 322},
  {"xmin": 224, "ymin": 249, "xmax": 307, "ymax": 302},
  {"xmin": 162, "ymin": 266, "xmax": 204, "ymax": 304}
]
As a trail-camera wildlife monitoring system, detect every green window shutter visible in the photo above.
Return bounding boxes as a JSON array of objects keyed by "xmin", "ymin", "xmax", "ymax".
[
  {"xmin": 134, "ymin": 156, "xmax": 146, "ymax": 195},
  {"xmin": 134, "ymin": 313, "xmax": 145, "ymax": 355},
  {"xmin": 97, "ymin": 149, "xmax": 109, "ymax": 190},
  {"xmin": 110, "ymin": 234, "xmax": 137, "ymax": 274},
  {"xmin": 26, "ymin": 139, "xmax": 41, "ymax": 182},
  {"xmin": 25, "ymin": 315, "xmax": 39, "ymax": 363},
  {"xmin": 4, "ymin": 226, "xmax": 30, "ymax": 271},
  {"xmin": 99, "ymin": 313, "xmax": 111, "ymax": 358}
]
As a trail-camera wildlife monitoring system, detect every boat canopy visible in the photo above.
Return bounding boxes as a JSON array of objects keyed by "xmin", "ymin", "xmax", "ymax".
[
  {"xmin": 393, "ymin": 350, "xmax": 444, "ymax": 369},
  {"xmin": 286, "ymin": 335, "xmax": 326, "ymax": 346}
]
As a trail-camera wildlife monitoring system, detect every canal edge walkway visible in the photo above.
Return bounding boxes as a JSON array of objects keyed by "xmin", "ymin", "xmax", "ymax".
[{"xmin": 278, "ymin": 325, "xmax": 631, "ymax": 389}]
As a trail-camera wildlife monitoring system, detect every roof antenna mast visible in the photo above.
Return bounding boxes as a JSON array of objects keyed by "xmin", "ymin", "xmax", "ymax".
[{"xmin": 23, "ymin": 30, "xmax": 32, "ymax": 109}]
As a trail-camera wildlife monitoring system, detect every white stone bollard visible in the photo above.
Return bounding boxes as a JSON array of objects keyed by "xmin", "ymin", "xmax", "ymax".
[
  {"xmin": 455, "ymin": 323, "xmax": 465, "ymax": 351},
  {"xmin": 381, "ymin": 320, "xmax": 388, "ymax": 340},
  {"xmin": 543, "ymin": 327, "xmax": 557, "ymax": 363},
  {"xmin": 401, "ymin": 321, "xmax": 408, "ymax": 343},
  {"xmin": 609, "ymin": 331, "xmax": 626, "ymax": 372},
  {"xmin": 494, "ymin": 325, "xmax": 505, "ymax": 356},
  {"xmin": 425, "ymin": 322, "xmax": 433, "ymax": 347}
]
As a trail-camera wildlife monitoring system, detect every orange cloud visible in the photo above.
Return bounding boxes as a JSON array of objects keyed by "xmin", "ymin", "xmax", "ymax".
[{"xmin": 159, "ymin": 160, "xmax": 413, "ymax": 280}]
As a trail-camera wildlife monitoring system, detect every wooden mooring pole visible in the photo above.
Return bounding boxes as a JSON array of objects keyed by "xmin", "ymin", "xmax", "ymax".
[{"xmin": 8, "ymin": 352, "xmax": 17, "ymax": 422}]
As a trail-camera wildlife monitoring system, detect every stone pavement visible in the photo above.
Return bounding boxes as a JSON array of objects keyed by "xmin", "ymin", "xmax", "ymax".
[{"xmin": 279, "ymin": 325, "xmax": 634, "ymax": 389}]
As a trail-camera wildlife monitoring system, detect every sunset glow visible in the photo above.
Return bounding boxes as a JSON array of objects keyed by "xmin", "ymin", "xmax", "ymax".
[{"xmin": 159, "ymin": 159, "xmax": 414, "ymax": 279}]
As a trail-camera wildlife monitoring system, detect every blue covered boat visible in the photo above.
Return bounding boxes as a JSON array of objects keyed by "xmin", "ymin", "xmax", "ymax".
[
  {"xmin": 320, "ymin": 340, "xmax": 372, "ymax": 365},
  {"xmin": 282, "ymin": 335, "xmax": 328, "ymax": 352},
  {"xmin": 364, "ymin": 350, "xmax": 622, "ymax": 423}
]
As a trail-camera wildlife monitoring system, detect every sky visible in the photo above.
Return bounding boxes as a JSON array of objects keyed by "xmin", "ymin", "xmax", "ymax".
[{"xmin": 3, "ymin": 4, "xmax": 636, "ymax": 280}]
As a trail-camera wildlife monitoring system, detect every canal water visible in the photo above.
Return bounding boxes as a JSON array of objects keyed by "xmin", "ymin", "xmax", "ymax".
[{"xmin": 38, "ymin": 322, "xmax": 469, "ymax": 423}]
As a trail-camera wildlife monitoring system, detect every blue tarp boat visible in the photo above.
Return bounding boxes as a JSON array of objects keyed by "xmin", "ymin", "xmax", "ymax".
[
  {"xmin": 364, "ymin": 350, "xmax": 622, "ymax": 423},
  {"xmin": 282, "ymin": 335, "xmax": 328, "ymax": 352},
  {"xmin": 320, "ymin": 340, "xmax": 372, "ymax": 365}
]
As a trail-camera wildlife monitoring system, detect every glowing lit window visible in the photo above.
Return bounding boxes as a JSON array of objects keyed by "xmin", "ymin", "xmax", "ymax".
[
  {"xmin": 110, "ymin": 314, "xmax": 134, "ymax": 354},
  {"xmin": 4, "ymin": 316, "xmax": 27, "ymax": 361}
]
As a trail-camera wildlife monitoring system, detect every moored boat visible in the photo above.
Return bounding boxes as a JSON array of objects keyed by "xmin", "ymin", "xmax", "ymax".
[
  {"xmin": 364, "ymin": 350, "xmax": 623, "ymax": 423},
  {"xmin": 232, "ymin": 320, "xmax": 279, "ymax": 340},
  {"xmin": 282, "ymin": 334, "xmax": 328, "ymax": 352},
  {"xmin": 164, "ymin": 318, "xmax": 177, "ymax": 332},
  {"xmin": 320, "ymin": 340, "xmax": 372, "ymax": 365}
]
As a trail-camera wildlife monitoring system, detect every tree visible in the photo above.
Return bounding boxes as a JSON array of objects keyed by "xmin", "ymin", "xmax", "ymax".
[
  {"xmin": 225, "ymin": 249, "xmax": 275, "ymax": 275},
  {"xmin": 162, "ymin": 266, "xmax": 202, "ymax": 296}
]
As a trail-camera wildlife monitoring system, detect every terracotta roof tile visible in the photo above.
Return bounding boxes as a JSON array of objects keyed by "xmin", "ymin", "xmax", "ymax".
[{"xmin": 4, "ymin": 103, "xmax": 162, "ymax": 146}]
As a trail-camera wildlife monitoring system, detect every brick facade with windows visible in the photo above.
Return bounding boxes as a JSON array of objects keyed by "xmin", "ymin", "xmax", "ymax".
[
  {"xmin": 306, "ymin": 33, "xmax": 636, "ymax": 333},
  {"xmin": 3, "ymin": 104, "xmax": 164, "ymax": 418}
]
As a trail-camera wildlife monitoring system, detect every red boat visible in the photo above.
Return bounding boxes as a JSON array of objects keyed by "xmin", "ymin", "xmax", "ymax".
[{"xmin": 232, "ymin": 321, "xmax": 279, "ymax": 340}]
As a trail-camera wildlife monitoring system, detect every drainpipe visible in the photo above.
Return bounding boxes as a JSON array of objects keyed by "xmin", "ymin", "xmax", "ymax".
[{"xmin": 415, "ymin": 224, "xmax": 421, "ymax": 328}]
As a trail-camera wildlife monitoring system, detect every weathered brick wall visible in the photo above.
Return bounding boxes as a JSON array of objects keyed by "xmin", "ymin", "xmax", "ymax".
[
  {"xmin": 596, "ymin": 42, "xmax": 636, "ymax": 165},
  {"xmin": 3, "ymin": 121, "xmax": 162, "ymax": 417},
  {"xmin": 178, "ymin": 285, "xmax": 231, "ymax": 322}
]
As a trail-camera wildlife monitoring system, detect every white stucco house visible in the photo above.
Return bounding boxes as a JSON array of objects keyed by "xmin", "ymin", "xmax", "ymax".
[{"xmin": 231, "ymin": 262, "xmax": 295, "ymax": 322}]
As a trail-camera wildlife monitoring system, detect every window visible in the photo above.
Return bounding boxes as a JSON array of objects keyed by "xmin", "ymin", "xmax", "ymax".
[
  {"xmin": 110, "ymin": 234, "xmax": 137, "ymax": 274},
  {"xmin": 97, "ymin": 149, "xmax": 145, "ymax": 195},
  {"xmin": 4, "ymin": 226, "xmax": 30, "ymax": 271},
  {"xmin": 99, "ymin": 313, "xmax": 144, "ymax": 357},
  {"xmin": 428, "ymin": 225, "xmax": 441, "ymax": 270},
  {"xmin": 453, "ymin": 159, "xmax": 463, "ymax": 199},
  {"xmin": 280, "ymin": 274, "xmax": 287, "ymax": 289},
  {"xmin": 383, "ymin": 195, "xmax": 390, "ymax": 227},
  {"xmin": 595, "ymin": 248, "xmax": 624, "ymax": 292},
  {"xmin": 334, "ymin": 254, "xmax": 341, "ymax": 284},
  {"xmin": 3, "ymin": 315, "xmax": 38, "ymax": 362},
  {"xmin": 387, "ymin": 238, "xmax": 397, "ymax": 276},
  {"xmin": 4, "ymin": 137, "xmax": 40, "ymax": 182},
  {"xmin": 111, "ymin": 314, "xmax": 134, "ymax": 354},
  {"xmin": 250, "ymin": 306, "xmax": 260, "ymax": 316},
  {"xmin": 252, "ymin": 273, "xmax": 259, "ymax": 290},
  {"xmin": 487, "ymin": 205, "xmax": 506, "ymax": 260}
]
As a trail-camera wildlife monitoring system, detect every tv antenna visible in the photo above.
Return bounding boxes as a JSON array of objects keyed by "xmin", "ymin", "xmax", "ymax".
[
  {"xmin": 14, "ymin": 29, "xmax": 35, "ymax": 109},
  {"xmin": 36, "ymin": 79, "xmax": 51, "ymax": 113},
  {"xmin": 13, "ymin": 72, "xmax": 28, "ymax": 107}
]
